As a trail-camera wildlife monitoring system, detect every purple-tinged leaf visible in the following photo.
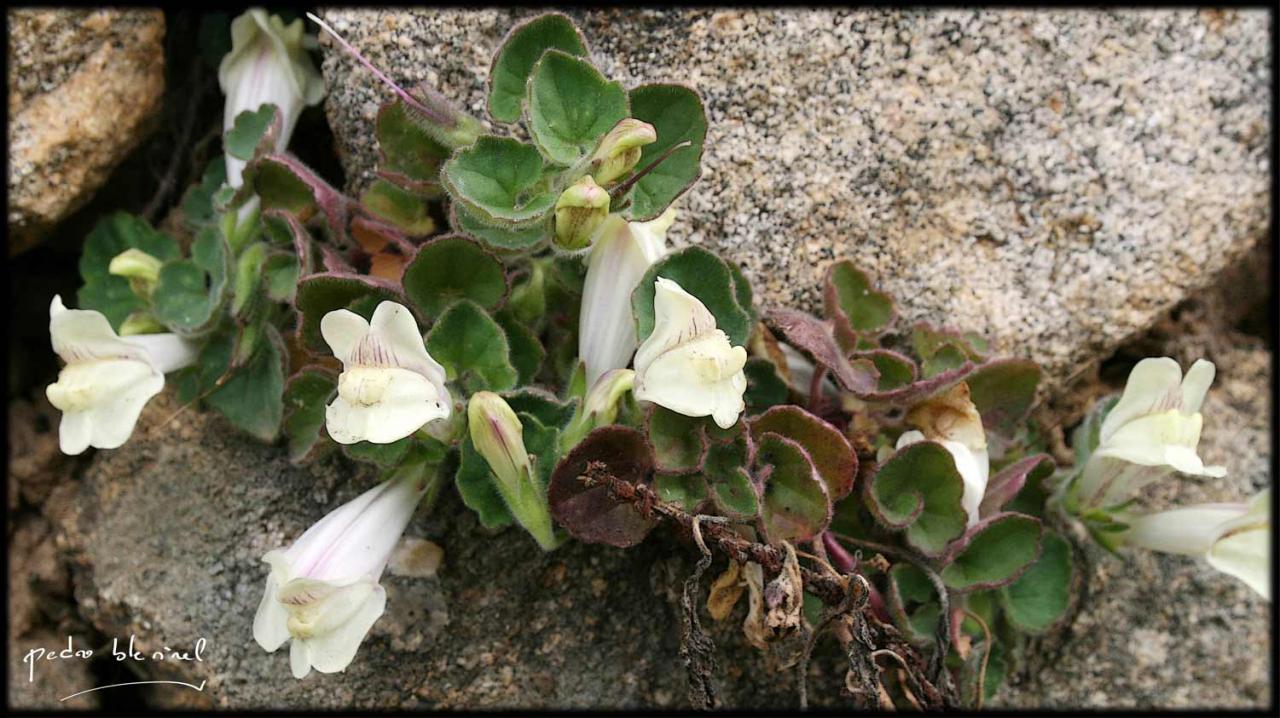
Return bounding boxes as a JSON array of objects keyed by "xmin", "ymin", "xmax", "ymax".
[
  {"xmin": 967, "ymin": 358, "xmax": 1042, "ymax": 436},
  {"xmin": 749, "ymin": 405, "xmax": 856, "ymax": 501},
  {"xmin": 646, "ymin": 405, "xmax": 710, "ymax": 474},
  {"xmin": 547, "ymin": 425, "xmax": 656, "ymax": 548},
  {"xmin": 756, "ymin": 432, "xmax": 831, "ymax": 543},
  {"xmin": 852, "ymin": 348, "xmax": 918, "ymax": 392},
  {"xmin": 865, "ymin": 440, "xmax": 968, "ymax": 556},
  {"xmin": 824, "ymin": 260, "xmax": 895, "ymax": 347},
  {"xmin": 295, "ymin": 272, "xmax": 410, "ymax": 351},
  {"xmin": 764, "ymin": 308, "xmax": 879, "ymax": 394},
  {"xmin": 978, "ymin": 454, "xmax": 1055, "ymax": 519},
  {"xmin": 263, "ymin": 209, "xmax": 314, "ymax": 275},
  {"xmin": 852, "ymin": 360, "xmax": 977, "ymax": 405},
  {"xmin": 255, "ymin": 154, "xmax": 352, "ymax": 245}
]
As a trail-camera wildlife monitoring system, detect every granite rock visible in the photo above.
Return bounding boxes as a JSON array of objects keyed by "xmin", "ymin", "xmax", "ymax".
[
  {"xmin": 6, "ymin": 9, "xmax": 166, "ymax": 255},
  {"xmin": 316, "ymin": 8, "xmax": 1269, "ymax": 397}
]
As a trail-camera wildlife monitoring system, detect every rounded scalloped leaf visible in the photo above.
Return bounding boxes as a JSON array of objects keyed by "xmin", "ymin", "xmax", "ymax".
[
  {"xmin": 375, "ymin": 99, "xmax": 449, "ymax": 185},
  {"xmin": 703, "ymin": 428, "xmax": 757, "ymax": 518},
  {"xmin": 921, "ymin": 343, "xmax": 969, "ymax": 379},
  {"xmin": 855, "ymin": 349, "xmax": 918, "ymax": 392},
  {"xmin": 526, "ymin": 49, "xmax": 628, "ymax": 165},
  {"xmin": 360, "ymin": 179, "xmax": 437, "ymax": 236},
  {"xmin": 966, "ymin": 358, "xmax": 1042, "ymax": 436},
  {"xmin": 764, "ymin": 308, "xmax": 879, "ymax": 394},
  {"xmin": 912, "ymin": 322, "xmax": 988, "ymax": 363},
  {"xmin": 748, "ymin": 405, "xmax": 856, "ymax": 500},
  {"xmin": 654, "ymin": 472, "xmax": 709, "ymax": 513},
  {"xmin": 342, "ymin": 436, "xmax": 412, "ymax": 468},
  {"xmin": 77, "ymin": 212, "xmax": 181, "ymax": 330},
  {"xmin": 824, "ymin": 260, "xmax": 894, "ymax": 339},
  {"xmin": 502, "ymin": 386, "xmax": 576, "ymax": 430},
  {"xmin": 978, "ymin": 454, "xmax": 1056, "ymax": 519},
  {"xmin": 152, "ymin": 226, "xmax": 231, "ymax": 336},
  {"xmin": 624, "ymin": 83, "xmax": 707, "ymax": 221},
  {"xmin": 282, "ymin": 367, "xmax": 337, "ymax": 465},
  {"xmin": 295, "ymin": 273, "xmax": 408, "ymax": 351},
  {"xmin": 225, "ymin": 104, "xmax": 280, "ymax": 162},
  {"xmin": 744, "ymin": 357, "xmax": 789, "ymax": 412},
  {"xmin": 756, "ymin": 432, "xmax": 831, "ymax": 543},
  {"xmin": 646, "ymin": 405, "xmax": 709, "ymax": 473},
  {"xmin": 998, "ymin": 531, "xmax": 1074, "ymax": 633},
  {"xmin": 205, "ymin": 326, "xmax": 286, "ymax": 442},
  {"xmin": 887, "ymin": 563, "xmax": 942, "ymax": 645},
  {"xmin": 495, "ymin": 311, "xmax": 545, "ymax": 386},
  {"xmin": 441, "ymin": 136, "xmax": 558, "ymax": 227},
  {"xmin": 487, "ymin": 13, "xmax": 588, "ymax": 124},
  {"xmin": 631, "ymin": 246, "xmax": 752, "ymax": 347},
  {"xmin": 851, "ymin": 359, "xmax": 978, "ymax": 405},
  {"xmin": 866, "ymin": 441, "xmax": 968, "ymax": 556},
  {"xmin": 424, "ymin": 300, "xmax": 517, "ymax": 394},
  {"xmin": 456, "ymin": 435, "xmax": 515, "ymax": 529},
  {"xmin": 450, "ymin": 203, "xmax": 548, "ymax": 252},
  {"xmin": 547, "ymin": 425, "xmax": 656, "ymax": 548},
  {"xmin": 940, "ymin": 512, "xmax": 1043, "ymax": 592},
  {"xmin": 403, "ymin": 235, "xmax": 509, "ymax": 319}
]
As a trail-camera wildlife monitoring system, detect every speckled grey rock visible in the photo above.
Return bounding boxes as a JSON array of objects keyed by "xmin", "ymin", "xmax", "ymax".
[
  {"xmin": 6, "ymin": 8, "xmax": 166, "ymax": 255},
  {"xmin": 316, "ymin": 8, "xmax": 1269, "ymax": 398}
]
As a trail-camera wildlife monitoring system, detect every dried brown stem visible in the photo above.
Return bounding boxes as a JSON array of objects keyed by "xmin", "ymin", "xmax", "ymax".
[{"xmin": 580, "ymin": 462, "xmax": 854, "ymax": 605}]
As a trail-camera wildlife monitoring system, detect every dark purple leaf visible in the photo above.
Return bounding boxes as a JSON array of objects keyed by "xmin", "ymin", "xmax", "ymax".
[{"xmin": 547, "ymin": 425, "xmax": 656, "ymax": 548}]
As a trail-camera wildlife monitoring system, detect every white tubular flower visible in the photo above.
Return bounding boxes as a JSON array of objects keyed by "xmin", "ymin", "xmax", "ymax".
[
  {"xmin": 902, "ymin": 382, "xmax": 990, "ymax": 527},
  {"xmin": 253, "ymin": 473, "xmax": 429, "ymax": 678},
  {"xmin": 1122, "ymin": 489, "xmax": 1270, "ymax": 600},
  {"xmin": 219, "ymin": 8, "xmax": 325, "ymax": 188},
  {"xmin": 45, "ymin": 296, "xmax": 197, "ymax": 455},
  {"xmin": 633, "ymin": 277, "xmax": 747, "ymax": 430},
  {"xmin": 577, "ymin": 209, "xmax": 675, "ymax": 387},
  {"xmin": 321, "ymin": 301, "xmax": 451, "ymax": 445},
  {"xmin": 1075, "ymin": 357, "xmax": 1226, "ymax": 510}
]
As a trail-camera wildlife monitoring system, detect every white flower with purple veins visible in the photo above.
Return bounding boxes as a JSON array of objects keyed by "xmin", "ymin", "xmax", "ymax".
[
  {"xmin": 253, "ymin": 473, "xmax": 429, "ymax": 677},
  {"xmin": 219, "ymin": 8, "xmax": 325, "ymax": 188},
  {"xmin": 633, "ymin": 277, "xmax": 748, "ymax": 429},
  {"xmin": 321, "ymin": 301, "xmax": 451, "ymax": 445},
  {"xmin": 1122, "ymin": 489, "xmax": 1270, "ymax": 600},
  {"xmin": 1074, "ymin": 357, "xmax": 1226, "ymax": 510},
  {"xmin": 45, "ymin": 295, "xmax": 197, "ymax": 455},
  {"xmin": 578, "ymin": 209, "xmax": 675, "ymax": 387}
]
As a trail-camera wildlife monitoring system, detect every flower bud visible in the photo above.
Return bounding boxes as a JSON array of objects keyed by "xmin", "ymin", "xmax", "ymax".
[
  {"xmin": 467, "ymin": 392, "xmax": 558, "ymax": 550},
  {"xmin": 591, "ymin": 119, "xmax": 657, "ymax": 185},
  {"xmin": 467, "ymin": 391, "xmax": 529, "ymax": 492},
  {"xmin": 108, "ymin": 248, "xmax": 164, "ymax": 297},
  {"xmin": 561, "ymin": 369, "xmax": 635, "ymax": 450},
  {"xmin": 553, "ymin": 175, "xmax": 610, "ymax": 251}
]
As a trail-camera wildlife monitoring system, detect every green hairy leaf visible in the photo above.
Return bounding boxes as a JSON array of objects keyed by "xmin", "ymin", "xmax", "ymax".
[
  {"xmin": 488, "ymin": 12, "xmax": 588, "ymax": 124},
  {"xmin": 425, "ymin": 300, "xmax": 518, "ymax": 393},
  {"xmin": 442, "ymin": 136, "xmax": 558, "ymax": 226},
  {"xmin": 403, "ymin": 235, "xmax": 508, "ymax": 319},
  {"xmin": 526, "ymin": 50, "xmax": 628, "ymax": 165},
  {"xmin": 867, "ymin": 441, "xmax": 968, "ymax": 555},
  {"xmin": 625, "ymin": 84, "xmax": 707, "ymax": 220},
  {"xmin": 632, "ymin": 246, "xmax": 753, "ymax": 347}
]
